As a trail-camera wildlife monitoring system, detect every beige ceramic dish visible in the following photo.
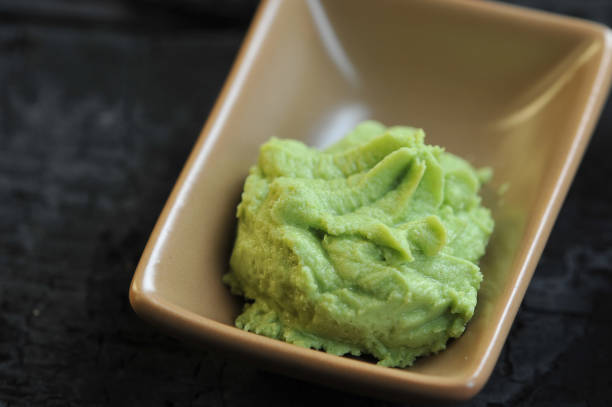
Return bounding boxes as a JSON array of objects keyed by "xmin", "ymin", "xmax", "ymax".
[{"xmin": 130, "ymin": 0, "xmax": 612, "ymax": 402}]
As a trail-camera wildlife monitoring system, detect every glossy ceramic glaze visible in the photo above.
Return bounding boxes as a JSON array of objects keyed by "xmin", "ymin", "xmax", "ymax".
[{"xmin": 129, "ymin": 0, "xmax": 612, "ymax": 402}]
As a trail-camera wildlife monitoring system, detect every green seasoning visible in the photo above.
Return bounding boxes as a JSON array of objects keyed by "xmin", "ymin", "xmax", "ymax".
[{"xmin": 224, "ymin": 121, "xmax": 494, "ymax": 367}]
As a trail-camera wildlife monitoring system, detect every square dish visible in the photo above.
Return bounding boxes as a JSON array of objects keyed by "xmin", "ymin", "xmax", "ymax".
[{"xmin": 129, "ymin": 0, "xmax": 612, "ymax": 402}]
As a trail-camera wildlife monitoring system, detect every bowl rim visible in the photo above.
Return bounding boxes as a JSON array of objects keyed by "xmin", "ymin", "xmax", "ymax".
[{"xmin": 130, "ymin": 0, "xmax": 612, "ymax": 401}]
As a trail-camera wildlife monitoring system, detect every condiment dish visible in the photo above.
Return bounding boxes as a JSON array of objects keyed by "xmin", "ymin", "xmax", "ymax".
[{"xmin": 130, "ymin": 0, "xmax": 612, "ymax": 401}]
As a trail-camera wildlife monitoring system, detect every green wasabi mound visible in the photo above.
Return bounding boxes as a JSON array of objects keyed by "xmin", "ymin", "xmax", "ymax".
[{"xmin": 224, "ymin": 121, "xmax": 494, "ymax": 368}]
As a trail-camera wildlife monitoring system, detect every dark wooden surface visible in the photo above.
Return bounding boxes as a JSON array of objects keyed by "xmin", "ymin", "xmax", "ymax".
[{"xmin": 1, "ymin": 1, "xmax": 612, "ymax": 406}]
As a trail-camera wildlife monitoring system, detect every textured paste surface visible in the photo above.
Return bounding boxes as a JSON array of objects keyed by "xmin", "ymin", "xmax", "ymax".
[{"xmin": 224, "ymin": 121, "xmax": 494, "ymax": 367}]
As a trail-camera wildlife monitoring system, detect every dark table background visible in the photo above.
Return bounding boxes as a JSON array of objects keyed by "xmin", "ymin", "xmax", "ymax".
[{"xmin": 1, "ymin": 0, "xmax": 612, "ymax": 406}]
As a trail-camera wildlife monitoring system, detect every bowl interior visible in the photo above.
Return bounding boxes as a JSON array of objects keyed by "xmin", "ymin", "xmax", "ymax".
[{"xmin": 140, "ymin": 0, "xmax": 606, "ymax": 380}]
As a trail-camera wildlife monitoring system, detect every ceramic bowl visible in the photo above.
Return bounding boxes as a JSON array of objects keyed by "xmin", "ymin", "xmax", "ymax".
[{"xmin": 130, "ymin": 0, "xmax": 612, "ymax": 401}]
